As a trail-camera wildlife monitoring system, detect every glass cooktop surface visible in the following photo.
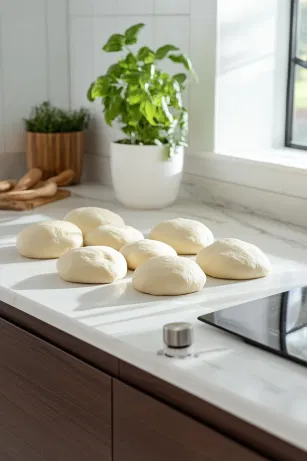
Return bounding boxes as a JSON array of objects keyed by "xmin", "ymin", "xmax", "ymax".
[{"xmin": 198, "ymin": 286, "xmax": 307, "ymax": 366}]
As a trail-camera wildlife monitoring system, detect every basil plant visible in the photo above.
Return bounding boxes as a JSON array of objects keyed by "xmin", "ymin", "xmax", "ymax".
[{"xmin": 87, "ymin": 23, "xmax": 196, "ymax": 157}]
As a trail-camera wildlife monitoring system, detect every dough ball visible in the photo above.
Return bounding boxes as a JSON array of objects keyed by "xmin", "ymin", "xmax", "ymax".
[
  {"xmin": 196, "ymin": 238, "xmax": 272, "ymax": 280},
  {"xmin": 132, "ymin": 255, "xmax": 206, "ymax": 296},
  {"xmin": 64, "ymin": 207, "xmax": 124, "ymax": 235},
  {"xmin": 85, "ymin": 225, "xmax": 144, "ymax": 250},
  {"xmin": 150, "ymin": 218, "xmax": 213, "ymax": 255},
  {"xmin": 16, "ymin": 220, "xmax": 83, "ymax": 259},
  {"xmin": 120, "ymin": 239, "xmax": 177, "ymax": 270},
  {"xmin": 57, "ymin": 246, "xmax": 127, "ymax": 284}
]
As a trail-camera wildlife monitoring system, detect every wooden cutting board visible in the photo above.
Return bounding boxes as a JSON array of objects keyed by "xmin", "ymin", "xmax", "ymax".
[{"xmin": 0, "ymin": 189, "xmax": 71, "ymax": 211}]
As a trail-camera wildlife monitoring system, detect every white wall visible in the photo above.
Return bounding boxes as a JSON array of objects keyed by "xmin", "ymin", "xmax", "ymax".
[
  {"xmin": 0, "ymin": 0, "xmax": 216, "ymax": 180},
  {"xmin": 0, "ymin": 0, "xmax": 69, "ymax": 179}
]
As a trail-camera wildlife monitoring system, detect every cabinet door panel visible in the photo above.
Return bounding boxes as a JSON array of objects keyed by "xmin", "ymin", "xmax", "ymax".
[
  {"xmin": 113, "ymin": 380, "xmax": 268, "ymax": 461},
  {"xmin": 0, "ymin": 318, "xmax": 111, "ymax": 461}
]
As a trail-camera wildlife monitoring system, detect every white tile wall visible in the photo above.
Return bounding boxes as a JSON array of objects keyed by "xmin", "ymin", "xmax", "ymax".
[{"xmin": 0, "ymin": 0, "xmax": 216, "ymax": 180}]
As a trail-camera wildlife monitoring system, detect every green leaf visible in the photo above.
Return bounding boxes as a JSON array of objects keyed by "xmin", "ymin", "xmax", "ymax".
[
  {"xmin": 107, "ymin": 63, "xmax": 123, "ymax": 79},
  {"xmin": 169, "ymin": 54, "xmax": 194, "ymax": 72},
  {"xmin": 92, "ymin": 76, "xmax": 110, "ymax": 98},
  {"xmin": 103, "ymin": 34, "xmax": 125, "ymax": 52},
  {"xmin": 156, "ymin": 44, "xmax": 179, "ymax": 60},
  {"xmin": 124, "ymin": 23, "xmax": 145, "ymax": 45},
  {"xmin": 173, "ymin": 73, "xmax": 187, "ymax": 85},
  {"xmin": 104, "ymin": 98, "xmax": 122, "ymax": 125},
  {"xmin": 137, "ymin": 46, "xmax": 155, "ymax": 64},
  {"xmin": 87, "ymin": 82, "xmax": 95, "ymax": 102},
  {"xmin": 127, "ymin": 91, "xmax": 143, "ymax": 105},
  {"xmin": 141, "ymin": 100, "xmax": 157, "ymax": 125}
]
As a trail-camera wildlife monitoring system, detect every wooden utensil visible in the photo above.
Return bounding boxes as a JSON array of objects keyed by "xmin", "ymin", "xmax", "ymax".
[
  {"xmin": 0, "ymin": 189, "xmax": 71, "ymax": 211},
  {"xmin": 48, "ymin": 170, "xmax": 75, "ymax": 186},
  {"xmin": 0, "ymin": 181, "xmax": 57, "ymax": 201},
  {"xmin": 0, "ymin": 179, "xmax": 16, "ymax": 193},
  {"xmin": 14, "ymin": 168, "xmax": 43, "ymax": 191}
]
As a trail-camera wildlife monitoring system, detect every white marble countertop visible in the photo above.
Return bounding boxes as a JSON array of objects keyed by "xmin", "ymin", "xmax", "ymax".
[{"xmin": 1, "ymin": 184, "xmax": 307, "ymax": 451}]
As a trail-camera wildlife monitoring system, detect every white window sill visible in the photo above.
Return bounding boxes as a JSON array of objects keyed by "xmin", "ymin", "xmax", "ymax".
[
  {"xmin": 184, "ymin": 148, "xmax": 307, "ymax": 227},
  {"xmin": 185, "ymin": 148, "xmax": 307, "ymax": 199}
]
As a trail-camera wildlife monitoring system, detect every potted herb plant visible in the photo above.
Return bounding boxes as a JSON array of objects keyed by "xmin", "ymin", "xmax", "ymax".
[
  {"xmin": 25, "ymin": 102, "xmax": 89, "ymax": 184},
  {"xmin": 87, "ymin": 23, "xmax": 196, "ymax": 208}
]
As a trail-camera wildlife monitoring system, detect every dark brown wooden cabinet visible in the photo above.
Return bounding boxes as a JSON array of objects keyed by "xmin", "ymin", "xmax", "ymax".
[
  {"xmin": 113, "ymin": 380, "xmax": 268, "ymax": 461},
  {"xmin": 0, "ymin": 305, "xmax": 304, "ymax": 461},
  {"xmin": 0, "ymin": 317, "xmax": 112, "ymax": 461}
]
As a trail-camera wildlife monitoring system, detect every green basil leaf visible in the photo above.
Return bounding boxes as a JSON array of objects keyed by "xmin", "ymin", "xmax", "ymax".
[
  {"xmin": 169, "ymin": 54, "xmax": 194, "ymax": 72},
  {"xmin": 127, "ymin": 106, "xmax": 142, "ymax": 126},
  {"xmin": 87, "ymin": 82, "xmax": 95, "ymax": 102},
  {"xmin": 173, "ymin": 73, "xmax": 187, "ymax": 85},
  {"xmin": 127, "ymin": 91, "xmax": 143, "ymax": 105},
  {"xmin": 103, "ymin": 34, "xmax": 125, "ymax": 52},
  {"xmin": 104, "ymin": 98, "xmax": 122, "ymax": 126},
  {"xmin": 124, "ymin": 23, "xmax": 145, "ymax": 45},
  {"xmin": 140, "ymin": 100, "xmax": 157, "ymax": 125},
  {"xmin": 156, "ymin": 44, "xmax": 179, "ymax": 60},
  {"xmin": 107, "ymin": 63, "xmax": 122, "ymax": 79},
  {"xmin": 137, "ymin": 46, "xmax": 155, "ymax": 64},
  {"xmin": 92, "ymin": 76, "xmax": 110, "ymax": 98}
]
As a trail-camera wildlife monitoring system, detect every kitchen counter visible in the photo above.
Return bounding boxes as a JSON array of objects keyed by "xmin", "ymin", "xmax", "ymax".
[{"xmin": 1, "ymin": 184, "xmax": 307, "ymax": 453}]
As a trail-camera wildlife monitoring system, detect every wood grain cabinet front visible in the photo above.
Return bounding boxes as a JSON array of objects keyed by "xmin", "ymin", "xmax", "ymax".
[
  {"xmin": 0, "ymin": 317, "xmax": 112, "ymax": 461},
  {"xmin": 113, "ymin": 380, "xmax": 269, "ymax": 461}
]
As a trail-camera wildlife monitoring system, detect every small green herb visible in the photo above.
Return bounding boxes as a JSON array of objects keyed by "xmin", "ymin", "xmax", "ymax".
[
  {"xmin": 24, "ymin": 101, "xmax": 90, "ymax": 133},
  {"xmin": 87, "ymin": 23, "xmax": 196, "ymax": 158}
]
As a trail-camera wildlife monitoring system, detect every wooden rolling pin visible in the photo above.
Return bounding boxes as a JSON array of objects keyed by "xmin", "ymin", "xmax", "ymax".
[
  {"xmin": 14, "ymin": 168, "xmax": 43, "ymax": 191},
  {"xmin": 0, "ymin": 179, "xmax": 16, "ymax": 193},
  {"xmin": 0, "ymin": 181, "xmax": 57, "ymax": 201}
]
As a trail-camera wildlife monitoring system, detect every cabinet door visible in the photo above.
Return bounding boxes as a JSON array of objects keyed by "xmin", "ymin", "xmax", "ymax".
[
  {"xmin": 0, "ymin": 317, "xmax": 111, "ymax": 461},
  {"xmin": 113, "ymin": 380, "xmax": 268, "ymax": 461}
]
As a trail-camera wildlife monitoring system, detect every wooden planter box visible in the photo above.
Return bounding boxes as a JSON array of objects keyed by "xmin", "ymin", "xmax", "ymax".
[{"xmin": 26, "ymin": 132, "xmax": 85, "ymax": 184}]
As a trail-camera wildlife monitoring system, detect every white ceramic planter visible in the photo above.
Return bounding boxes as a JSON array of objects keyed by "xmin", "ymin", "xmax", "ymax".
[{"xmin": 110, "ymin": 143, "xmax": 184, "ymax": 209}]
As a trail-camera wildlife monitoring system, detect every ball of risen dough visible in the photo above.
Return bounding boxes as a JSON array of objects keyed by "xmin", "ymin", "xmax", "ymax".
[
  {"xmin": 64, "ymin": 207, "xmax": 124, "ymax": 235},
  {"xmin": 57, "ymin": 246, "xmax": 127, "ymax": 284},
  {"xmin": 132, "ymin": 255, "xmax": 206, "ymax": 296},
  {"xmin": 85, "ymin": 225, "xmax": 144, "ymax": 250},
  {"xmin": 16, "ymin": 220, "xmax": 83, "ymax": 259},
  {"xmin": 120, "ymin": 239, "xmax": 177, "ymax": 270},
  {"xmin": 196, "ymin": 238, "xmax": 272, "ymax": 280},
  {"xmin": 150, "ymin": 218, "xmax": 213, "ymax": 255}
]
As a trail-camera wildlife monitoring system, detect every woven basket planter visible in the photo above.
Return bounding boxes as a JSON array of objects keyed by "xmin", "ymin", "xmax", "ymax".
[{"xmin": 26, "ymin": 131, "xmax": 85, "ymax": 184}]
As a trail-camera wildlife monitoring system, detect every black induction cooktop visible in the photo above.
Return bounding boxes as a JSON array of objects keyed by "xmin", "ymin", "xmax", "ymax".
[{"xmin": 198, "ymin": 286, "xmax": 307, "ymax": 367}]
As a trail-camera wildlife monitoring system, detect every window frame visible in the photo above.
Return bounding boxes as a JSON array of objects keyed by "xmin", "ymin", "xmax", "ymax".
[{"xmin": 285, "ymin": 0, "xmax": 307, "ymax": 150}]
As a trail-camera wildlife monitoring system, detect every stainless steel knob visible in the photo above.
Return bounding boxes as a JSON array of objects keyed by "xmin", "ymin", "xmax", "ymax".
[{"xmin": 163, "ymin": 322, "xmax": 194, "ymax": 349}]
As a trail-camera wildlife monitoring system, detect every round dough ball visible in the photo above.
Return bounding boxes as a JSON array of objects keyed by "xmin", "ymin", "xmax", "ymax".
[
  {"xmin": 196, "ymin": 238, "xmax": 272, "ymax": 280},
  {"xmin": 64, "ymin": 207, "xmax": 124, "ymax": 234},
  {"xmin": 85, "ymin": 225, "xmax": 144, "ymax": 250},
  {"xmin": 16, "ymin": 220, "xmax": 83, "ymax": 259},
  {"xmin": 57, "ymin": 246, "xmax": 127, "ymax": 284},
  {"xmin": 120, "ymin": 239, "xmax": 177, "ymax": 270},
  {"xmin": 150, "ymin": 218, "xmax": 213, "ymax": 255},
  {"xmin": 132, "ymin": 255, "xmax": 206, "ymax": 296}
]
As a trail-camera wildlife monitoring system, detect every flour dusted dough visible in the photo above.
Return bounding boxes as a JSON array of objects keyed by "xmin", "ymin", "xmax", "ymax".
[
  {"xmin": 196, "ymin": 238, "xmax": 272, "ymax": 280},
  {"xmin": 64, "ymin": 207, "xmax": 124, "ymax": 234},
  {"xmin": 57, "ymin": 246, "xmax": 127, "ymax": 283},
  {"xmin": 120, "ymin": 239, "xmax": 177, "ymax": 270},
  {"xmin": 16, "ymin": 220, "xmax": 83, "ymax": 259},
  {"xmin": 132, "ymin": 255, "xmax": 206, "ymax": 296},
  {"xmin": 85, "ymin": 225, "xmax": 144, "ymax": 250},
  {"xmin": 150, "ymin": 218, "xmax": 213, "ymax": 255}
]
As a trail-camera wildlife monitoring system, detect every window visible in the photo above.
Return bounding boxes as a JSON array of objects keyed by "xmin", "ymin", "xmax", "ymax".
[{"xmin": 286, "ymin": 0, "xmax": 307, "ymax": 150}]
